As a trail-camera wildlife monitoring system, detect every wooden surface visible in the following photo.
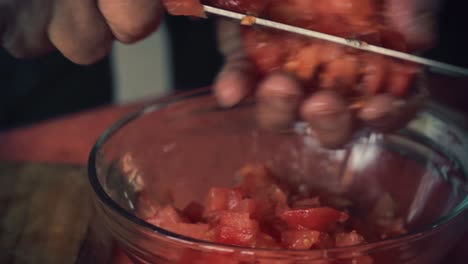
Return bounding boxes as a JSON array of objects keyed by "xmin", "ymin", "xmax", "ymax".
[{"xmin": 0, "ymin": 163, "xmax": 92, "ymax": 264}]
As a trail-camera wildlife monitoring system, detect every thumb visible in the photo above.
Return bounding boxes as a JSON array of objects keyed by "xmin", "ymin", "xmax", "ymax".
[{"xmin": 385, "ymin": 0, "xmax": 441, "ymax": 50}]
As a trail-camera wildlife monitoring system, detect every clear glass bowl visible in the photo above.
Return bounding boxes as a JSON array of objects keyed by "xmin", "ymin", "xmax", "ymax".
[{"xmin": 88, "ymin": 89, "xmax": 468, "ymax": 264}]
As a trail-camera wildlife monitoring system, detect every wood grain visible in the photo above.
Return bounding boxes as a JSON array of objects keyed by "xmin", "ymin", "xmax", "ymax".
[{"xmin": 0, "ymin": 163, "xmax": 92, "ymax": 264}]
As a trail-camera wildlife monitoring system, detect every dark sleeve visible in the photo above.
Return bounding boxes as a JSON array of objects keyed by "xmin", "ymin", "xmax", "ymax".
[
  {"xmin": 0, "ymin": 49, "xmax": 113, "ymax": 130},
  {"xmin": 165, "ymin": 15, "xmax": 224, "ymax": 91}
]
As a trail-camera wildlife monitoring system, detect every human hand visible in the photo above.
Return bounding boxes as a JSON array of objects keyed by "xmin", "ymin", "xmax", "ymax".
[
  {"xmin": 0, "ymin": 0, "xmax": 163, "ymax": 64},
  {"xmin": 213, "ymin": 0, "xmax": 439, "ymax": 148}
]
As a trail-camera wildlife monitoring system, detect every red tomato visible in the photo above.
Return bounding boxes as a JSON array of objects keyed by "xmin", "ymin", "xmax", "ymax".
[
  {"xmin": 183, "ymin": 202, "xmax": 205, "ymax": 223},
  {"xmin": 256, "ymin": 232, "xmax": 281, "ymax": 249},
  {"xmin": 204, "ymin": 0, "xmax": 271, "ymax": 15},
  {"xmin": 281, "ymin": 229, "xmax": 321, "ymax": 249},
  {"xmin": 162, "ymin": 0, "xmax": 205, "ymax": 17},
  {"xmin": 146, "ymin": 205, "xmax": 185, "ymax": 227},
  {"xmin": 280, "ymin": 207, "xmax": 349, "ymax": 231},
  {"xmin": 385, "ymin": 62, "xmax": 418, "ymax": 97},
  {"xmin": 214, "ymin": 211, "xmax": 259, "ymax": 246},
  {"xmin": 169, "ymin": 223, "xmax": 213, "ymax": 241},
  {"xmin": 335, "ymin": 230, "xmax": 366, "ymax": 247},
  {"xmin": 359, "ymin": 54, "xmax": 389, "ymax": 95},
  {"xmin": 204, "ymin": 187, "xmax": 243, "ymax": 215},
  {"xmin": 241, "ymin": 28, "xmax": 288, "ymax": 75}
]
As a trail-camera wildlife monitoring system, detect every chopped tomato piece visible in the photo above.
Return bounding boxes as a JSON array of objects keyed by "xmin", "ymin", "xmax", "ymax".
[
  {"xmin": 146, "ymin": 205, "xmax": 185, "ymax": 227},
  {"xmin": 182, "ymin": 202, "xmax": 205, "ymax": 223},
  {"xmin": 171, "ymin": 223, "xmax": 213, "ymax": 241},
  {"xmin": 204, "ymin": 0, "xmax": 271, "ymax": 15},
  {"xmin": 335, "ymin": 230, "xmax": 366, "ymax": 247},
  {"xmin": 204, "ymin": 187, "xmax": 243, "ymax": 215},
  {"xmin": 386, "ymin": 62, "xmax": 418, "ymax": 97},
  {"xmin": 162, "ymin": 0, "xmax": 205, "ymax": 17},
  {"xmin": 214, "ymin": 211, "xmax": 259, "ymax": 246},
  {"xmin": 280, "ymin": 207, "xmax": 349, "ymax": 231},
  {"xmin": 281, "ymin": 229, "xmax": 321, "ymax": 249}
]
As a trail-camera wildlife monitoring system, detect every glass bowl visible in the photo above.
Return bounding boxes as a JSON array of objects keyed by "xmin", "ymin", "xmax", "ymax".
[{"xmin": 88, "ymin": 89, "xmax": 468, "ymax": 264}]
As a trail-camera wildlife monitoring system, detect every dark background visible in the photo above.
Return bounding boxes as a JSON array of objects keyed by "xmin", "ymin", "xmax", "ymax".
[{"xmin": 0, "ymin": 0, "xmax": 465, "ymax": 131}]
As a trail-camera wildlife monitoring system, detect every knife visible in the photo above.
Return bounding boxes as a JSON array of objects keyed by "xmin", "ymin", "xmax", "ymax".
[{"xmin": 203, "ymin": 5, "xmax": 468, "ymax": 78}]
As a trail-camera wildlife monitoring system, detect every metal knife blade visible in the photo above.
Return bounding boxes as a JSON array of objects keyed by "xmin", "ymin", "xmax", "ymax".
[{"xmin": 203, "ymin": 5, "xmax": 468, "ymax": 77}]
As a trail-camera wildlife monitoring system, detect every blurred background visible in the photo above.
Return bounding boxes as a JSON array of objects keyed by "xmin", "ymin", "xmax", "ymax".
[{"xmin": 0, "ymin": 0, "xmax": 466, "ymax": 131}]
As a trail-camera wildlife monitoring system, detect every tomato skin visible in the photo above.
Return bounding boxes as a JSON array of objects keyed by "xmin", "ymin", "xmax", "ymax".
[
  {"xmin": 204, "ymin": 0, "xmax": 271, "ymax": 15},
  {"xmin": 281, "ymin": 229, "xmax": 321, "ymax": 249},
  {"xmin": 204, "ymin": 187, "xmax": 243, "ymax": 215},
  {"xmin": 146, "ymin": 205, "xmax": 185, "ymax": 227},
  {"xmin": 213, "ymin": 211, "xmax": 260, "ymax": 246},
  {"xmin": 183, "ymin": 202, "xmax": 205, "ymax": 223},
  {"xmin": 335, "ymin": 230, "xmax": 365, "ymax": 247},
  {"xmin": 385, "ymin": 62, "xmax": 418, "ymax": 97},
  {"xmin": 280, "ymin": 207, "xmax": 349, "ymax": 231},
  {"xmin": 162, "ymin": 0, "xmax": 205, "ymax": 17}
]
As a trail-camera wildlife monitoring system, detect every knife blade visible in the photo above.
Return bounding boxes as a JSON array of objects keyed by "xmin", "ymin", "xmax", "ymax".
[{"xmin": 203, "ymin": 5, "xmax": 468, "ymax": 77}]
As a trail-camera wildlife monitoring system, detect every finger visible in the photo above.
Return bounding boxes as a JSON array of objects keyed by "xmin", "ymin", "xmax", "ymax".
[
  {"xmin": 214, "ymin": 19, "xmax": 256, "ymax": 107},
  {"xmin": 1, "ymin": 2, "xmax": 53, "ymax": 58},
  {"xmin": 359, "ymin": 88, "xmax": 428, "ymax": 132},
  {"xmin": 300, "ymin": 90, "xmax": 353, "ymax": 148},
  {"xmin": 214, "ymin": 60, "xmax": 257, "ymax": 107},
  {"xmin": 385, "ymin": 0, "xmax": 441, "ymax": 50},
  {"xmin": 48, "ymin": 0, "xmax": 113, "ymax": 65},
  {"xmin": 98, "ymin": 0, "xmax": 163, "ymax": 44},
  {"xmin": 257, "ymin": 73, "xmax": 304, "ymax": 130}
]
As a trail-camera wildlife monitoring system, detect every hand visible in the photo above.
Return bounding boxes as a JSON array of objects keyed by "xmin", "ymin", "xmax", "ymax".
[
  {"xmin": 0, "ymin": 0, "xmax": 163, "ymax": 64},
  {"xmin": 214, "ymin": 0, "xmax": 438, "ymax": 148}
]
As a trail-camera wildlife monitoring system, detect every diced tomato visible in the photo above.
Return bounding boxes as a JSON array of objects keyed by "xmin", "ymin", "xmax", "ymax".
[
  {"xmin": 283, "ymin": 44, "xmax": 321, "ymax": 81},
  {"xmin": 218, "ymin": 211, "xmax": 258, "ymax": 229},
  {"xmin": 280, "ymin": 207, "xmax": 349, "ymax": 231},
  {"xmin": 256, "ymin": 233, "xmax": 281, "ymax": 249},
  {"xmin": 146, "ymin": 205, "xmax": 185, "ymax": 227},
  {"xmin": 136, "ymin": 192, "xmax": 159, "ymax": 219},
  {"xmin": 214, "ymin": 211, "xmax": 259, "ymax": 246},
  {"xmin": 315, "ymin": 232, "xmax": 336, "ymax": 249},
  {"xmin": 359, "ymin": 54, "xmax": 389, "ymax": 95},
  {"xmin": 137, "ymin": 162, "xmax": 404, "ymax": 261},
  {"xmin": 183, "ymin": 202, "xmax": 205, "ymax": 223},
  {"xmin": 169, "ymin": 223, "xmax": 213, "ymax": 241},
  {"xmin": 204, "ymin": 0, "xmax": 271, "ymax": 15},
  {"xmin": 204, "ymin": 187, "xmax": 243, "ymax": 215},
  {"xmin": 215, "ymin": 225, "xmax": 257, "ymax": 247},
  {"xmin": 232, "ymin": 198, "xmax": 257, "ymax": 214},
  {"xmin": 162, "ymin": 0, "xmax": 205, "ymax": 17},
  {"xmin": 335, "ymin": 230, "xmax": 366, "ymax": 247},
  {"xmin": 385, "ymin": 62, "xmax": 418, "ymax": 97},
  {"xmin": 319, "ymin": 55, "xmax": 360, "ymax": 93},
  {"xmin": 241, "ymin": 28, "xmax": 288, "ymax": 75},
  {"xmin": 281, "ymin": 229, "xmax": 321, "ymax": 249},
  {"xmin": 237, "ymin": 164, "xmax": 275, "ymax": 192}
]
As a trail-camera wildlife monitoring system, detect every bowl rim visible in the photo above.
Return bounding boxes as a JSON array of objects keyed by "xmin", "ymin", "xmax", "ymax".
[{"xmin": 88, "ymin": 88, "xmax": 468, "ymax": 256}]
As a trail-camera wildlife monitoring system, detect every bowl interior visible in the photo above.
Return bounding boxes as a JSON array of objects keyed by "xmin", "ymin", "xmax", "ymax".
[{"xmin": 93, "ymin": 91, "xmax": 468, "ymax": 243}]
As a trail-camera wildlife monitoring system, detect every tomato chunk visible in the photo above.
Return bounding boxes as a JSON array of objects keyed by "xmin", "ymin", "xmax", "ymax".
[
  {"xmin": 281, "ymin": 229, "xmax": 321, "ymax": 249},
  {"xmin": 214, "ymin": 211, "xmax": 259, "ymax": 246},
  {"xmin": 162, "ymin": 0, "xmax": 205, "ymax": 17},
  {"xmin": 280, "ymin": 207, "xmax": 349, "ymax": 231}
]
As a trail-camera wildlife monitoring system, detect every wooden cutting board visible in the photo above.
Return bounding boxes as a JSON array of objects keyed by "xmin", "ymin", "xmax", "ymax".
[{"xmin": 0, "ymin": 163, "xmax": 93, "ymax": 264}]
